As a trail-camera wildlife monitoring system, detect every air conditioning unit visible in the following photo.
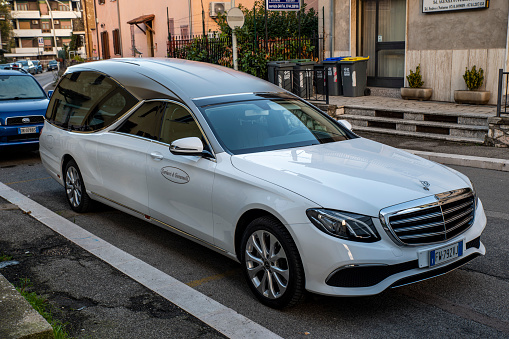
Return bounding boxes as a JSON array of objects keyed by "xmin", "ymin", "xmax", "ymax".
[{"xmin": 209, "ymin": 2, "xmax": 231, "ymax": 17}]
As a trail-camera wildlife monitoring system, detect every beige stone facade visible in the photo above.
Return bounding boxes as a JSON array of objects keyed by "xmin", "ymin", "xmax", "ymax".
[{"xmin": 319, "ymin": 0, "xmax": 509, "ymax": 104}]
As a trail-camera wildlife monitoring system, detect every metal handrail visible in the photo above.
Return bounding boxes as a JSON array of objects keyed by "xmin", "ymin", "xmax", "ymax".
[{"xmin": 496, "ymin": 68, "xmax": 509, "ymax": 117}]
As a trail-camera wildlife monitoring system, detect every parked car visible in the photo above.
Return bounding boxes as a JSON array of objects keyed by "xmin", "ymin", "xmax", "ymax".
[
  {"xmin": 16, "ymin": 60, "xmax": 36, "ymax": 75},
  {"xmin": 0, "ymin": 69, "xmax": 49, "ymax": 151},
  {"xmin": 39, "ymin": 59, "xmax": 486, "ymax": 308},
  {"xmin": 32, "ymin": 60, "xmax": 43, "ymax": 74},
  {"xmin": 47, "ymin": 60, "xmax": 58, "ymax": 71}
]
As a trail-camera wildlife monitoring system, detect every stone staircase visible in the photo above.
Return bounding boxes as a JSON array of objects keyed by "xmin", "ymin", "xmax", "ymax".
[{"xmin": 327, "ymin": 96, "xmax": 496, "ymax": 144}]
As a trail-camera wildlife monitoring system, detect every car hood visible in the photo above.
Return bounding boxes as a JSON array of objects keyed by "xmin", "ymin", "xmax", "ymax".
[
  {"xmin": 230, "ymin": 138, "xmax": 471, "ymax": 217},
  {"xmin": 0, "ymin": 98, "xmax": 48, "ymax": 122}
]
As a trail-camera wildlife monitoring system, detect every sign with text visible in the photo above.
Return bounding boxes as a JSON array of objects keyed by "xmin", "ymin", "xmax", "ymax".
[
  {"xmin": 423, "ymin": 0, "xmax": 489, "ymax": 13},
  {"xmin": 266, "ymin": 0, "xmax": 301, "ymax": 11},
  {"xmin": 38, "ymin": 37, "xmax": 44, "ymax": 47}
]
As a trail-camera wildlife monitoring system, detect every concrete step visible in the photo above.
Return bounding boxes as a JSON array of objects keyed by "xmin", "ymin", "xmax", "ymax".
[
  {"xmin": 342, "ymin": 114, "xmax": 488, "ymax": 141},
  {"xmin": 344, "ymin": 107, "xmax": 490, "ymax": 126},
  {"xmin": 350, "ymin": 126, "xmax": 484, "ymax": 144},
  {"xmin": 343, "ymin": 115, "xmax": 488, "ymax": 131}
]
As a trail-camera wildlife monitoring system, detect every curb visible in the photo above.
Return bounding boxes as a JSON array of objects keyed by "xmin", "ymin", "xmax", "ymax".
[
  {"xmin": 0, "ymin": 273, "xmax": 53, "ymax": 339},
  {"xmin": 404, "ymin": 149, "xmax": 509, "ymax": 172}
]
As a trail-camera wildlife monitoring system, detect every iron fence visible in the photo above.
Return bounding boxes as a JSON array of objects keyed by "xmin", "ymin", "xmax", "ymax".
[
  {"xmin": 497, "ymin": 68, "xmax": 509, "ymax": 116},
  {"xmin": 274, "ymin": 68, "xmax": 329, "ymax": 104},
  {"xmin": 167, "ymin": 35, "xmax": 323, "ymax": 78}
]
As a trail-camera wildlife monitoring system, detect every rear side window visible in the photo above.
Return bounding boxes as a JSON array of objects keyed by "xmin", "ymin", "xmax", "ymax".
[
  {"xmin": 116, "ymin": 101, "xmax": 165, "ymax": 140},
  {"xmin": 46, "ymin": 71, "xmax": 138, "ymax": 131}
]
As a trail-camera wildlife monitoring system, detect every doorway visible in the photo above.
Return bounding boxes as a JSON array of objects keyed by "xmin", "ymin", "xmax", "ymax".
[{"xmin": 357, "ymin": 0, "xmax": 406, "ymax": 88}]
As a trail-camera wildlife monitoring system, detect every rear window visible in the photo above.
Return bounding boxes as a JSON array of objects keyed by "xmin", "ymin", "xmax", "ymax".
[
  {"xmin": 46, "ymin": 71, "xmax": 138, "ymax": 131},
  {"xmin": 0, "ymin": 75, "xmax": 46, "ymax": 100}
]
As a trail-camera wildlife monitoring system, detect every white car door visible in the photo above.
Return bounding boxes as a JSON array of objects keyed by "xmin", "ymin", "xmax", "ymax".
[
  {"xmin": 146, "ymin": 102, "xmax": 216, "ymax": 245},
  {"xmin": 96, "ymin": 101, "xmax": 166, "ymax": 216}
]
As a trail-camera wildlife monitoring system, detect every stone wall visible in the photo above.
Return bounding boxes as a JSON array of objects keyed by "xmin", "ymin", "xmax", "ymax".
[{"xmin": 486, "ymin": 117, "xmax": 509, "ymax": 148}]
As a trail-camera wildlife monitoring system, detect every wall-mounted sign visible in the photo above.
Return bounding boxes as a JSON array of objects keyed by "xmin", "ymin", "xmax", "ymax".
[
  {"xmin": 38, "ymin": 37, "xmax": 44, "ymax": 47},
  {"xmin": 266, "ymin": 0, "xmax": 301, "ymax": 11},
  {"xmin": 423, "ymin": 0, "xmax": 489, "ymax": 13}
]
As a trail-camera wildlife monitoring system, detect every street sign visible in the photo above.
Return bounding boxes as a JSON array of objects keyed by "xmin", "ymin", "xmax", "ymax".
[
  {"xmin": 38, "ymin": 37, "xmax": 44, "ymax": 47},
  {"xmin": 227, "ymin": 7, "xmax": 245, "ymax": 29},
  {"xmin": 266, "ymin": 0, "xmax": 301, "ymax": 11}
]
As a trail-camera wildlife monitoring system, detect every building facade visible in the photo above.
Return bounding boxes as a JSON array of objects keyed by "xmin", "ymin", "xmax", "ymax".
[{"xmin": 319, "ymin": 0, "xmax": 509, "ymax": 104}]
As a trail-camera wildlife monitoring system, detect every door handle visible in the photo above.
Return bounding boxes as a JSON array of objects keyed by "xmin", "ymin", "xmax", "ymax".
[{"xmin": 150, "ymin": 152, "xmax": 164, "ymax": 161}]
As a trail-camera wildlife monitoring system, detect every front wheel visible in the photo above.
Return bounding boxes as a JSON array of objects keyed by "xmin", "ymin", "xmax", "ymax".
[
  {"xmin": 64, "ymin": 160, "xmax": 92, "ymax": 212},
  {"xmin": 241, "ymin": 216, "xmax": 305, "ymax": 308}
]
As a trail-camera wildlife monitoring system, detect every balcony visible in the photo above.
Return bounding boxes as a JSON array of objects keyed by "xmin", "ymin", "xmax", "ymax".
[
  {"xmin": 40, "ymin": 11, "xmax": 81, "ymax": 19},
  {"xmin": 11, "ymin": 11, "xmax": 41, "ymax": 19},
  {"xmin": 13, "ymin": 29, "xmax": 43, "ymax": 38},
  {"xmin": 5, "ymin": 47, "xmax": 57, "ymax": 57}
]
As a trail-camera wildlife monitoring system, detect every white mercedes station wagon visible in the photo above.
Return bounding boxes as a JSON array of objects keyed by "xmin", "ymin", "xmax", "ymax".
[{"xmin": 40, "ymin": 59, "xmax": 486, "ymax": 308}]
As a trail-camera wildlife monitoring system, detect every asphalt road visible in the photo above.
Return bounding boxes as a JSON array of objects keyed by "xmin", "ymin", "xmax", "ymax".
[{"xmin": 0, "ymin": 149, "xmax": 508, "ymax": 338}]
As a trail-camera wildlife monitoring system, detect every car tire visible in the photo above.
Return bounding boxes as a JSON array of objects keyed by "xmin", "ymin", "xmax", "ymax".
[
  {"xmin": 240, "ymin": 216, "xmax": 305, "ymax": 309},
  {"xmin": 64, "ymin": 160, "xmax": 92, "ymax": 212}
]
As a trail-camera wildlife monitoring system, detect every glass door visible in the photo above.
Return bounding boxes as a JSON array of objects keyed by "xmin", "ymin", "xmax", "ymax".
[{"xmin": 358, "ymin": 0, "xmax": 406, "ymax": 87}]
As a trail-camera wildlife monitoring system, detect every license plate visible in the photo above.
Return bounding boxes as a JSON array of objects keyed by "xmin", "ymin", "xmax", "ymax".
[
  {"xmin": 19, "ymin": 126, "xmax": 37, "ymax": 134},
  {"xmin": 429, "ymin": 240, "xmax": 463, "ymax": 267}
]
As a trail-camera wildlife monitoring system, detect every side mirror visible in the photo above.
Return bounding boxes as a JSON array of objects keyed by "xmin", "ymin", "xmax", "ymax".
[
  {"xmin": 48, "ymin": 90, "xmax": 54, "ymax": 98},
  {"xmin": 170, "ymin": 137, "xmax": 204, "ymax": 155},
  {"xmin": 338, "ymin": 119, "xmax": 352, "ymax": 131}
]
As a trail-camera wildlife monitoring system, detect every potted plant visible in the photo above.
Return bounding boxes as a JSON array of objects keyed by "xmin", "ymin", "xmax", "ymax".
[
  {"xmin": 401, "ymin": 64, "xmax": 433, "ymax": 100},
  {"xmin": 454, "ymin": 66, "xmax": 490, "ymax": 104}
]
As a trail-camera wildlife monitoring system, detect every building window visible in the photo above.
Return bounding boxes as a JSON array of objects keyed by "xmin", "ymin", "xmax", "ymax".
[
  {"xmin": 61, "ymin": 20, "xmax": 71, "ymax": 29},
  {"xmin": 42, "ymin": 21, "xmax": 51, "ymax": 33},
  {"xmin": 98, "ymin": 0, "xmax": 105, "ymax": 4},
  {"xmin": 180, "ymin": 25, "xmax": 189, "ymax": 38},
  {"xmin": 58, "ymin": 3, "xmax": 68, "ymax": 11},
  {"xmin": 169, "ymin": 18, "xmax": 174, "ymax": 36},
  {"xmin": 18, "ymin": 20, "xmax": 31, "ymax": 29},
  {"xmin": 112, "ymin": 29, "xmax": 121, "ymax": 55},
  {"xmin": 101, "ymin": 31, "xmax": 110, "ymax": 59},
  {"xmin": 16, "ymin": 3, "xmax": 28, "ymax": 11},
  {"xmin": 44, "ymin": 38, "xmax": 53, "ymax": 51}
]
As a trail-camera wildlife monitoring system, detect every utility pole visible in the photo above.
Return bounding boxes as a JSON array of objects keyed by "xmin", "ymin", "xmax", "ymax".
[{"xmin": 44, "ymin": 0, "xmax": 58, "ymax": 60}]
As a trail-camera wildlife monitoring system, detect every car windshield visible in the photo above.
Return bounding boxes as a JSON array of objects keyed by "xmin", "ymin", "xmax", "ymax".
[
  {"xmin": 0, "ymin": 75, "xmax": 46, "ymax": 100},
  {"xmin": 200, "ymin": 98, "xmax": 352, "ymax": 155}
]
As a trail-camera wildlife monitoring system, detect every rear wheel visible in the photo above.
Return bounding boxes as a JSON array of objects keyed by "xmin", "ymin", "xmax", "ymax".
[
  {"xmin": 241, "ymin": 216, "xmax": 305, "ymax": 308},
  {"xmin": 64, "ymin": 160, "xmax": 92, "ymax": 212}
]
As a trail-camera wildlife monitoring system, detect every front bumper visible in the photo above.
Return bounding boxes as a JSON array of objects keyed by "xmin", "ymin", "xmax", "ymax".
[
  {"xmin": 293, "ymin": 200, "xmax": 486, "ymax": 296},
  {"xmin": 0, "ymin": 124, "xmax": 43, "ymax": 150}
]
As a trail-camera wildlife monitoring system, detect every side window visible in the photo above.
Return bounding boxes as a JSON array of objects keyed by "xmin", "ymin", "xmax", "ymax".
[
  {"xmin": 159, "ymin": 103, "xmax": 203, "ymax": 145},
  {"xmin": 47, "ymin": 71, "xmax": 137, "ymax": 131},
  {"xmin": 116, "ymin": 101, "xmax": 165, "ymax": 140}
]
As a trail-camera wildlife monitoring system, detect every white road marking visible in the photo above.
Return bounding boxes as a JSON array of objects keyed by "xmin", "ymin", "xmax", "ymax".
[{"xmin": 0, "ymin": 182, "xmax": 282, "ymax": 339}]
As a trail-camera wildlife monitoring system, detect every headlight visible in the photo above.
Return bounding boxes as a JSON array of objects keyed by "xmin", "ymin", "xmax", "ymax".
[{"xmin": 306, "ymin": 209, "xmax": 380, "ymax": 242}]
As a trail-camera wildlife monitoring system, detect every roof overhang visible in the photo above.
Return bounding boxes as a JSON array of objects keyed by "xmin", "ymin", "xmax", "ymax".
[{"xmin": 127, "ymin": 14, "xmax": 155, "ymax": 35}]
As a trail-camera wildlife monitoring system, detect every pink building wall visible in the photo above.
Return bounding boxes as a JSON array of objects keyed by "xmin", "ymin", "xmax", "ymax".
[{"xmin": 91, "ymin": 0, "xmax": 318, "ymax": 59}]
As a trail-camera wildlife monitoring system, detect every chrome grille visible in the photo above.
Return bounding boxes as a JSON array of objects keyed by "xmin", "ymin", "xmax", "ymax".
[
  {"xmin": 6, "ymin": 116, "xmax": 45, "ymax": 125},
  {"xmin": 380, "ymin": 188, "xmax": 475, "ymax": 245}
]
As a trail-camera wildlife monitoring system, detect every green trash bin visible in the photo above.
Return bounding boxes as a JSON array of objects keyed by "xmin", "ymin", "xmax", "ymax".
[
  {"xmin": 267, "ymin": 61, "xmax": 295, "ymax": 92},
  {"xmin": 339, "ymin": 56, "xmax": 369, "ymax": 97},
  {"xmin": 291, "ymin": 60, "xmax": 316, "ymax": 97}
]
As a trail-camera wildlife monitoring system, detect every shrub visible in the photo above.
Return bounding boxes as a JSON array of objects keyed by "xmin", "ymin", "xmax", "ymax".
[
  {"xmin": 406, "ymin": 64, "xmax": 424, "ymax": 88},
  {"xmin": 463, "ymin": 65, "xmax": 484, "ymax": 91}
]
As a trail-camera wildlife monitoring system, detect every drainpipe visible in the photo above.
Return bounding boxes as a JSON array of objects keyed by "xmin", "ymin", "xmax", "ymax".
[
  {"xmin": 329, "ymin": 0, "xmax": 334, "ymax": 58},
  {"xmin": 92, "ymin": 0, "xmax": 100, "ymax": 59},
  {"xmin": 188, "ymin": 0, "xmax": 192, "ymax": 37},
  {"xmin": 116, "ymin": 0, "xmax": 123, "ymax": 56}
]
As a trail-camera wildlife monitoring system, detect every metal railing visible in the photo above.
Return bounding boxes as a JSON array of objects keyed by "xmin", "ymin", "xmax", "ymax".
[
  {"xmin": 274, "ymin": 68, "xmax": 329, "ymax": 104},
  {"xmin": 496, "ymin": 68, "xmax": 509, "ymax": 117}
]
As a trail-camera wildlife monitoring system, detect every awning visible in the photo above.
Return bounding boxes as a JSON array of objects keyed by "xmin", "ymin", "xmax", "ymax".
[{"xmin": 127, "ymin": 14, "xmax": 155, "ymax": 35}]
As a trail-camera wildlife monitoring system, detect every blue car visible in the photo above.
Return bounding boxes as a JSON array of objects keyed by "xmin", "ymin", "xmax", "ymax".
[{"xmin": 0, "ymin": 69, "xmax": 49, "ymax": 151}]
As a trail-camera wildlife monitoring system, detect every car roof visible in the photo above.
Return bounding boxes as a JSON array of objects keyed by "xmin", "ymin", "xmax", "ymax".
[
  {"xmin": 0, "ymin": 69, "xmax": 31, "ymax": 76},
  {"xmin": 65, "ymin": 58, "xmax": 284, "ymax": 102}
]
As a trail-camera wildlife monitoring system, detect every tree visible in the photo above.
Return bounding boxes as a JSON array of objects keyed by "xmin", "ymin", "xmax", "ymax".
[{"xmin": 0, "ymin": 1, "xmax": 13, "ymax": 62}]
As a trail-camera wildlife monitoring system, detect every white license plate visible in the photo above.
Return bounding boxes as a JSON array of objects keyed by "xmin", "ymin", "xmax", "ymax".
[
  {"xmin": 429, "ymin": 240, "xmax": 463, "ymax": 267},
  {"xmin": 19, "ymin": 126, "xmax": 37, "ymax": 134}
]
